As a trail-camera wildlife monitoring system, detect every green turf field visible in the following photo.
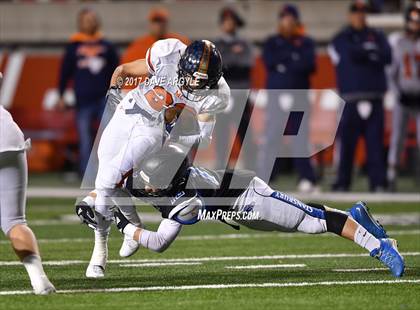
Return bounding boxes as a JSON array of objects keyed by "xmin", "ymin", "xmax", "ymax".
[{"xmin": 0, "ymin": 198, "xmax": 419, "ymax": 309}]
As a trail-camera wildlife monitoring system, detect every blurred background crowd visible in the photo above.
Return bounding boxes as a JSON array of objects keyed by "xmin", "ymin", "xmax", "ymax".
[{"xmin": 0, "ymin": 0, "xmax": 419, "ymax": 194}]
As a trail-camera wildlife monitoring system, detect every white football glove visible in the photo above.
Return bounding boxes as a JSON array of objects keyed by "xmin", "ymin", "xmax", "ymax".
[{"xmin": 106, "ymin": 86, "xmax": 123, "ymax": 109}]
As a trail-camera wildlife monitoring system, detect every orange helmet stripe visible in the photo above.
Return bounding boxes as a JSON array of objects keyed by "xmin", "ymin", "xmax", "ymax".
[{"xmin": 198, "ymin": 41, "xmax": 211, "ymax": 76}]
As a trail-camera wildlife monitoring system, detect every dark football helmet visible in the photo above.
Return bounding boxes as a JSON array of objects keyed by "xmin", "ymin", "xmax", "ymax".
[
  {"xmin": 135, "ymin": 144, "xmax": 190, "ymax": 197},
  {"xmin": 178, "ymin": 40, "xmax": 223, "ymax": 101}
]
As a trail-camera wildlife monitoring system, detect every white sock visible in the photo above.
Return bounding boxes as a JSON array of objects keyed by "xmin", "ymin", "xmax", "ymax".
[
  {"xmin": 89, "ymin": 230, "xmax": 108, "ymax": 266},
  {"xmin": 124, "ymin": 223, "xmax": 139, "ymax": 240},
  {"xmin": 22, "ymin": 254, "xmax": 48, "ymax": 287},
  {"xmin": 139, "ymin": 229, "xmax": 151, "ymax": 248},
  {"xmin": 354, "ymin": 225, "xmax": 381, "ymax": 252}
]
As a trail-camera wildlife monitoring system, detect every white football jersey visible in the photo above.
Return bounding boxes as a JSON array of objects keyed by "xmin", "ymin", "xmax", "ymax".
[
  {"xmin": 0, "ymin": 106, "xmax": 26, "ymax": 153},
  {"xmin": 388, "ymin": 32, "xmax": 420, "ymax": 95},
  {"xmin": 141, "ymin": 38, "xmax": 229, "ymax": 115}
]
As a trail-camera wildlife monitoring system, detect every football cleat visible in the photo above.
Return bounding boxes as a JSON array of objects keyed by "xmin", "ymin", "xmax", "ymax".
[
  {"xmin": 119, "ymin": 235, "xmax": 140, "ymax": 258},
  {"xmin": 85, "ymin": 264, "xmax": 105, "ymax": 278},
  {"xmin": 370, "ymin": 238, "xmax": 405, "ymax": 277},
  {"xmin": 32, "ymin": 276, "xmax": 56, "ymax": 295},
  {"xmin": 348, "ymin": 201, "xmax": 388, "ymax": 239}
]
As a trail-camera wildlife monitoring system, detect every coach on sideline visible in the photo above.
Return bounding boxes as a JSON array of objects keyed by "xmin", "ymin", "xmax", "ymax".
[
  {"xmin": 257, "ymin": 4, "xmax": 318, "ymax": 193},
  {"xmin": 328, "ymin": 0, "xmax": 391, "ymax": 192}
]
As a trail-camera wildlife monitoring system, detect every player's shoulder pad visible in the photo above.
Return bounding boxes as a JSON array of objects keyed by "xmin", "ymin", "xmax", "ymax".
[
  {"xmin": 152, "ymin": 38, "xmax": 187, "ymax": 57},
  {"xmin": 146, "ymin": 38, "xmax": 187, "ymax": 74},
  {"xmin": 168, "ymin": 195, "xmax": 203, "ymax": 225}
]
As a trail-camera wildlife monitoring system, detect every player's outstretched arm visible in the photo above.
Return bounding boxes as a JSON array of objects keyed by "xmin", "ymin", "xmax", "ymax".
[
  {"xmin": 115, "ymin": 209, "xmax": 182, "ymax": 253},
  {"xmin": 110, "ymin": 59, "xmax": 148, "ymax": 87}
]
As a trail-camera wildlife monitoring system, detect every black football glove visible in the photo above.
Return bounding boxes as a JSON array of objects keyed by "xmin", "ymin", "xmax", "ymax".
[
  {"xmin": 75, "ymin": 202, "xmax": 97, "ymax": 230},
  {"xmin": 114, "ymin": 208, "xmax": 130, "ymax": 234}
]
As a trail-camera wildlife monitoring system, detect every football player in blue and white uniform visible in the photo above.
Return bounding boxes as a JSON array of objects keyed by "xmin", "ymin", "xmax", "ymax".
[{"xmin": 111, "ymin": 144, "xmax": 405, "ymax": 278}]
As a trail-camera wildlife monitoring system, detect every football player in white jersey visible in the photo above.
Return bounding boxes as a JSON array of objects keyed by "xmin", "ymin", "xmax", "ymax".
[
  {"xmin": 387, "ymin": 3, "xmax": 420, "ymax": 190},
  {"xmin": 77, "ymin": 39, "xmax": 230, "ymax": 278},
  {"xmin": 0, "ymin": 72, "xmax": 55, "ymax": 294},
  {"xmin": 113, "ymin": 144, "xmax": 405, "ymax": 278}
]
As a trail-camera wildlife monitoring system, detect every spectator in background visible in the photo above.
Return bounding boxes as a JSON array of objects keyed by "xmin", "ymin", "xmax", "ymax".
[
  {"xmin": 57, "ymin": 8, "xmax": 119, "ymax": 175},
  {"xmin": 328, "ymin": 1, "xmax": 392, "ymax": 192},
  {"xmin": 386, "ymin": 3, "xmax": 420, "ymax": 191},
  {"xmin": 257, "ymin": 4, "xmax": 318, "ymax": 193},
  {"xmin": 121, "ymin": 7, "xmax": 189, "ymax": 64},
  {"xmin": 213, "ymin": 7, "xmax": 255, "ymax": 169}
]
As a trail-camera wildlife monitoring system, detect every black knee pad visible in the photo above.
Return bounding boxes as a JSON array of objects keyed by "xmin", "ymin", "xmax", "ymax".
[
  {"xmin": 325, "ymin": 211, "xmax": 348, "ymax": 235},
  {"xmin": 306, "ymin": 202, "xmax": 326, "ymax": 211}
]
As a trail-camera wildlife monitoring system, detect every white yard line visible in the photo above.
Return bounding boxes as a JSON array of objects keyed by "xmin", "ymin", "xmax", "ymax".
[
  {"xmin": 0, "ymin": 252, "xmax": 419, "ymax": 267},
  {"xmin": 120, "ymin": 262, "xmax": 202, "ymax": 268},
  {"xmin": 1, "ymin": 279, "xmax": 420, "ymax": 296},
  {"xmin": 225, "ymin": 264, "xmax": 306, "ymax": 269},
  {"xmin": 388, "ymin": 229, "xmax": 420, "ymax": 236},
  {"xmin": 333, "ymin": 268, "xmax": 390, "ymax": 272},
  {"xmin": 0, "ymin": 260, "xmax": 85, "ymax": 266},
  {"xmin": 1, "ymin": 229, "xmax": 418, "ymax": 245}
]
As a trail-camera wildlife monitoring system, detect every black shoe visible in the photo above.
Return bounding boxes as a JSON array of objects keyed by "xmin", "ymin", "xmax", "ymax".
[
  {"xmin": 114, "ymin": 209, "xmax": 130, "ymax": 234},
  {"xmin": 75, "ymin": 202, "xmax": 97, "ymax": 230}
]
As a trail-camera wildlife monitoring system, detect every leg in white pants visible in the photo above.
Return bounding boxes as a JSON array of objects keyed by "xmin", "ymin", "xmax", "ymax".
[
  {"xmin": 232, "ymin": 177, "xmax": 327, "ymax": 234},
  {"xmin": 87, "ymin": 104, "xmax": 164, "ymax": 275},
  {"xmin": 0, "ymin": 151, "xmax": 27, "ymax": 233},
  {"xmin": 230, "ymin": 177, "xmax": 386, "ymax": 262}
]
